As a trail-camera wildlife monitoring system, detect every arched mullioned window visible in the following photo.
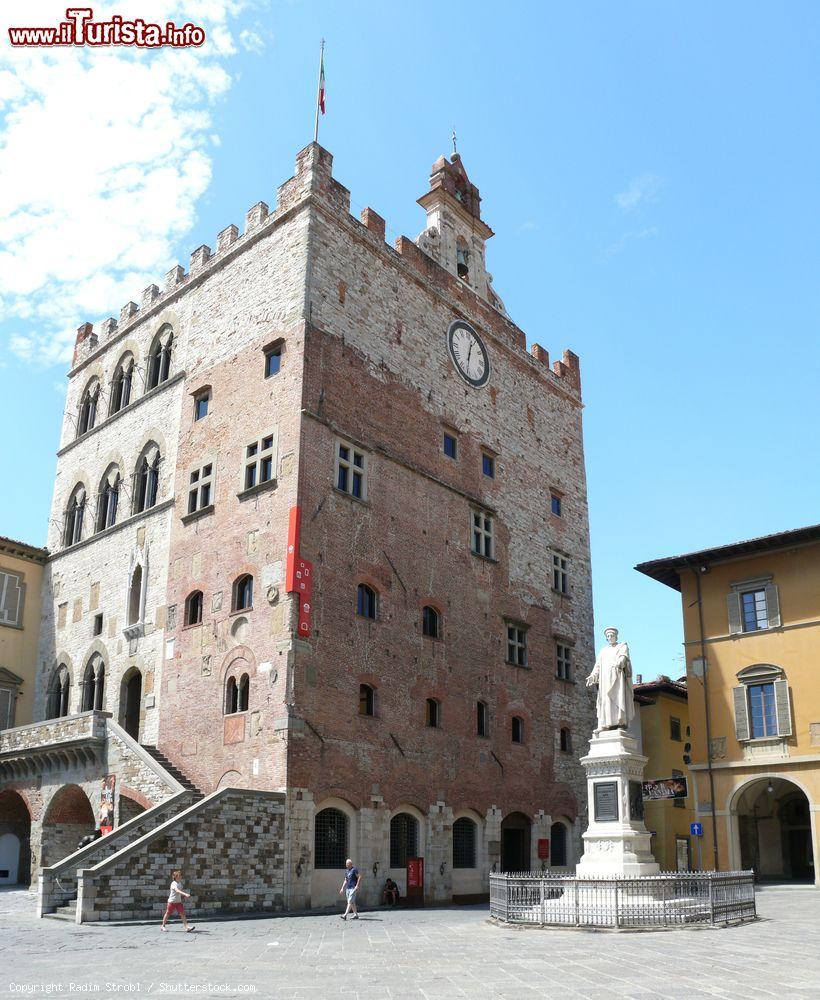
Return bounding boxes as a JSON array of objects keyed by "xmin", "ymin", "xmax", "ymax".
[
  {"xmin": 147, "ymin": 326, "xmax": 173, "ymax": 390},
  {"xmin": 63, "ymin": 484, "xmax": 86, "ymax": 548},
  {"xmin": 185, "ymin": 590, "xmax": 203, "ymax": 626},
  {"xmin": 133, "ymin": 445, "xmax": 161, "ymax": 514},
  {"xmin": 95, "ymin": 466, "xmax": 120, "ymax": 533},
  {"xmin": 238, "ymin": 673, "xmax": 249, "ymax": 712},
  {"xmin": 233, "ymin": 575, "xmax": 253, "ymax": 612},
  {"xmin": 77, "ymin": 380, "xmax": 100, "ymax": 437},
  {"xmin": 47, "ymin": 664, "xmax": 71, "ymax": 719},
  {"xmin": 422, "ymin": 605, "xmax": 440, "ymax": 639},
  {"xmin": 225, "ymin": 676, "xmax": 238, "ymax": 715},
  {"xmin": 314, "ymin": 807, "xmax": 349, "ymax": 869},
  {"xmin": 110, "ymin": 354, "xmax": 134, "ymax": 414},
  {"xmin": 81, "ymin": 654, "xmax": 105, "ymax": 712}
]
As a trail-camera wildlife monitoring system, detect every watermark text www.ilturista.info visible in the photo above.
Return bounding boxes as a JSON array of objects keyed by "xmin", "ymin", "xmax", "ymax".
[{"xmin": 8, "ymin": 7, "xmax": 205, "ymax": 47}]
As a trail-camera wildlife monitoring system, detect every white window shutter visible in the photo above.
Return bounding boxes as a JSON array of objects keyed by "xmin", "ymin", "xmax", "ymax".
[
  {"xmin": 727, "ymin": 592, "xmax": 743, "ymax": 634},
  {"xmin": 765, "ymin": 584, "xmax": 781, "ymax": 628},
  {"xmin": 732, "ymin": 685, "xmax": 750, "ymax": 741},
  {"xmin": 774, "ymin": 679, "xmax": 792, "ymax": 736}
]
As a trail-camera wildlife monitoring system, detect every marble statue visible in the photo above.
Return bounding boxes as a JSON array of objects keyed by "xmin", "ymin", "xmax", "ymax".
[{"xmin": 586, "ymin": 627, "xmax": 635, "ymax": 731}]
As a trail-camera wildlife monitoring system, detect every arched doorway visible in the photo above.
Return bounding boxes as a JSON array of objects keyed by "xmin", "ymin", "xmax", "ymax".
[
  {"xmin": 734, "ymin": 777, "xmax": 815, "ymax": 882},
  {"xmin": 120, "ymin": 668, "xmax": 142, "ymax": 739},
  {"xmin": 41, "ymin": 784, "xmax": 95, "ymax": 867},
  {"xmin": 501, "ymin": 812, "xmax": 531, "ymax": 872},
  {"xmin": 0, "ymin": 790, "xmax": 32, "ymax": 885}
]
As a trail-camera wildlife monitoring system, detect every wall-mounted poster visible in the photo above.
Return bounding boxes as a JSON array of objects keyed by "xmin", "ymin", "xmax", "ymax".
[
  {"xmin": 593, "ymin": 781, "xmax": 619, "ymax": 821},
  {"xmin": 99, "ymin": 775, "xmax": 115, "ymax": 834},
  {"xmin": 642, "ymin": 777, "xmax": 688, "ymax": 801}
]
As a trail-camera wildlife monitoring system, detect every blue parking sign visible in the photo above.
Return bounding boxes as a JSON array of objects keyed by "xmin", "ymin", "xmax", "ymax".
[{"xmin": 690, "ymin": 822, "xmax": 703, "ymax": 837}]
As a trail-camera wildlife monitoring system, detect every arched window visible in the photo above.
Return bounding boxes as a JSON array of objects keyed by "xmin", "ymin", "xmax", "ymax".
[
  {"xmin": 63, "ymin": 484, "xmax": 86, "ymax": 548},
  {"xmin": 110, "ymin": 355, "xmax": 134, "ymax": 414},
  {"xmin": 314, "ymin": 807, "xmax": 348, "ymax": 869},
  {"xmin": 81, "ymin": 655, "xmax": 105, "ymax": 712},
  {"xmin": 390, "ymin": 812, "xmax": 419, "ymax": 868},
  {"xmin": 47, "ymin": 664, "xmax": 71, "ymax": 719},
  {"xmin": 550, "ymin": 821, "xmax": 568, "ymax": 867},
  {"xmin": 359, "ymin": 683, "xmax": 375, "ymax": 717},
  {"xmin": 238, "ymin": 673, "xmax": 249, "ymax": 712},
  {"xmin": 453, "ymin": 817, "xmax": 477, "ymax": 869},
  {"xmin": 511, "ymin": 716, "xmax": 524, "ymax": 744},
  {"xmin": 133, "ymin": 446, "xmax": 161, "ymax": 514},
  {"xmin": 147, "ymin": 325, "xmax": 173, "ymax": 390},
  {"xmin": 559, "ymin": 727, "xmax": 572, "ymax": 753},
  {"xmin": 77, "ymin": 381, "xmax": 99, "ymax": 437},
  {"xmin": 357, "ymin": 583, "xmax": 377, "ymax": 620},
  {"xmin": 95, "ymin": 466, "xmax": 120, "ymax": 533},
  {"xmin": 425, "ymin": 698, "xmax": 440, "ymax": 728},
  {"xmin": 225, "ymin": 676, "xmax": 238, "ymax": 715},
  {"xmin": 456, "ymin": 237, "xmax": 470, "ymax": 281},
  {"xmin": 233, "ymin": 575, "xmax": 253, "ymax": 612},
  {"xmin": 477, "ymin": 701, "xmax": 489, "ymax": 737},
  {"xmin": 185, "ymin": 590, "xmax": 203, "ymax": 626},
  {"xmin": 422, "ymin": 605, "xmax": 440, "ymax": 638}
]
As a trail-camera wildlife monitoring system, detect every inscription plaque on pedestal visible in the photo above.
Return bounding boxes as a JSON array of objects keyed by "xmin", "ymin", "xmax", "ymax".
[{"xmin": 593, "ymin": 781, "xmax": 619, "ymax": 822}]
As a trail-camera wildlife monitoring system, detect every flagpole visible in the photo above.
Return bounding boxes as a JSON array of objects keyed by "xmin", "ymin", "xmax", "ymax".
[{"xmin": 313, "ymin": 39, "xmax": 325, "ymax": 144}]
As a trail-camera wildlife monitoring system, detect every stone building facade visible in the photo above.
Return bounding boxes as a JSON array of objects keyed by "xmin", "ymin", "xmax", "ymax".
[{"xmin": 1, "ymin": 142, "xmax": 596, "ymax": 912}]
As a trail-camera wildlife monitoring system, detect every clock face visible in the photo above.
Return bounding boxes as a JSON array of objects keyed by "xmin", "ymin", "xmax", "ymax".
[{"xmin": 447, "ymin": 320, "xmax": 490, "ymax": 388}]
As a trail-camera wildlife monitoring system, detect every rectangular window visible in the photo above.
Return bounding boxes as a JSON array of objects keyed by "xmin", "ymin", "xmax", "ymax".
[
  {"xmin": 748, "ymin": 682, "xmax": 777, "ymax": 738},
  {"xmin": 506, "ymin": 623, "xmax": 528, "ymax": 667},
  {"xmin": 552, "ymin": 554, "xmax": 569, "ymax": 594},
  {"xmin": 93, "ymin": 613, "xmax": 103, "ymax": 637},
  {"xmin": 741, "ymin": 589, "xmax": 768, "ymax": 632},
  {"xmin": 336, "ymin": 441, "xmax": 366, "ymax": 499},
  {"xmin": 264, "ymin": 345, "xmax": 282, "ymax": 378},
  {"xmin": 477, "ymin": 701, "xmax": 489, "ymax": 737},
  {"xmin": 670, "ymin": 716, "xmax": 682, "ymax": 742},
  {"xmin": 551, "ymin": 493, "xmax": 562, "ymax": 517},
  {"xmin": 187, "ymin": 463, "xmax": 213, "ymax": 514},
  {"xmin": 482, "ymin": 452, "xmax": 495, "ymax": 478},
  {"xmin": 443, "ymin": 433, "xmax": 457, "ymax": 459},
  {"xmin": 0, "ymin": 570, "xmax": 23, "ymax": 627},
  {"xmin": 244, "ymin": 435, "xmax": 276, "ymax": 492},
  {"xmin": 472, "ymin": 511, "xmax": 494, "ymax": 558},
  {"xmin": 556, "ymin": 642, "xmax": 572, "ymax": 680},
  {"xmin": 194, "ymin": 392, "xmax": 210, "ymax": 421}
]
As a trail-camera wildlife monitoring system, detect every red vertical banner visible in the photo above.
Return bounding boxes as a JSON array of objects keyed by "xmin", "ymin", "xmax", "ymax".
[
  {"xmin": 285, "ymin": 506, "xmax": 313, "ymax": 637},
  {"xmin": 537, "ymin": 838, "xmax": 550, "ymax": 860},
  {"xmin": 406, "ymin": 857, "xmax": 424, "ymax": 906}
]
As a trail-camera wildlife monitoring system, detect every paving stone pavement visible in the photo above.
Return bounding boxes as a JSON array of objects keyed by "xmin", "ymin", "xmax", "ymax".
[{"xmin": 1, "ymin": 886, "xmax": 818, "ymax": 999}]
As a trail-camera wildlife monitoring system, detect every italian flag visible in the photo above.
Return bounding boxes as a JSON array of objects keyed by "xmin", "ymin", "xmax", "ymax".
[{"xmin": 318, "ymin": 53, "xmax": 326, "ymax": 115}]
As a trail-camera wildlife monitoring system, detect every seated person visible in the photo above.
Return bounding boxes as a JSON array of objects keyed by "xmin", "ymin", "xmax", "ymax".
[{"xmin": 381, "ymin": 878, "xmax": 400, "ymax": 905}]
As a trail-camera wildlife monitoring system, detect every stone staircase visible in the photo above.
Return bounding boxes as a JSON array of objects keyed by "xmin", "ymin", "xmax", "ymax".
[{"xmin": 140, "ymin": 745, "xmax": 204, "ymax": 798}]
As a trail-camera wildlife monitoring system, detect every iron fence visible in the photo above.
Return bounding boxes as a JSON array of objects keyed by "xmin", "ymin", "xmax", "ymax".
[{"xmin": 489, "ymin": 871, "xmax": 756, "ymax": 928}]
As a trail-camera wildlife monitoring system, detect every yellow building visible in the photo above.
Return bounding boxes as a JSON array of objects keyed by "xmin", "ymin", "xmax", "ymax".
[
  {"xmin": 637, "ymin": 524, "xmax": 820, "ymax": 886},
  {"xmin": 0, "ymin": 536, "xmax": 47, "ymax": 730},
  {"xmin": 633, "ymin": 677, "xmax": 696, "ymax": 871}
]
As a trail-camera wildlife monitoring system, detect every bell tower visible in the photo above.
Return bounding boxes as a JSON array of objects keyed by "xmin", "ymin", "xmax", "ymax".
[{"xmin": 416, "ymin": 153, "xmax": 507, "ymax": 315}]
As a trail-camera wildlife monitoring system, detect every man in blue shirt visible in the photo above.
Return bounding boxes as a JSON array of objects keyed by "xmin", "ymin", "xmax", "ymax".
[{"xmin": 339, "ymin": 858, "xmax": 361, "ymax": 920}]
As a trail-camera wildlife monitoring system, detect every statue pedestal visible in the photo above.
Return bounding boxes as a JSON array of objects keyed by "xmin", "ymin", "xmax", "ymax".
[{"xmin": 575, "ymin": 728, "xmax": 660, "ymax": 878}]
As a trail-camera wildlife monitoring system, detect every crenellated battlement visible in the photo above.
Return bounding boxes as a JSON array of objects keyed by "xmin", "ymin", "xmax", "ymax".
[{"xmin": 69, "ymin": 143, "xmax": 580, "ymax": 395}]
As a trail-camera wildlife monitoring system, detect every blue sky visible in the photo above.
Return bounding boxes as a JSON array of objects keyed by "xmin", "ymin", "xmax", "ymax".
[{"xmin": 1, "ymin": 1, "xmax": 818, "ymax": 677}]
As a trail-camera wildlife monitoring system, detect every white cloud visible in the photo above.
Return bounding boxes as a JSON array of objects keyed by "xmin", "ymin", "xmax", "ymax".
[
  {"xmin": 239, "ymin": 28, "xmax": 266, "ymax": 54},
  {"xmin": 615, "ymin": 173, "xmax": 660, "ymax": 212},
  {"xmin": 603, "ymin": 226, "xmax": 659, "ymax": 259},
  {"xmin": 0, "ymin": 0, "xmax": 267, "ymax": 367},
  {"xmin": 516, "ymin": 220, "xmax": 539, "ymax": 234}
]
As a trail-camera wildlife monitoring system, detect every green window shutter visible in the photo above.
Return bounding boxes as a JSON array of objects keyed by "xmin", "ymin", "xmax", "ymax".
[
  {"xmin": 732, "ymin": 685, "xmax": 750, "ymax": 741},
  {"xmin": 727, "ymin": 592, "xmax": 743, "ymax": 634},
  {"xmin": 765, "ymin": 584, "xmax": 781, "ymax": 628},
  {"xmin": 774, "ymin": 679, "xmax": 792, "ymax": 736}
]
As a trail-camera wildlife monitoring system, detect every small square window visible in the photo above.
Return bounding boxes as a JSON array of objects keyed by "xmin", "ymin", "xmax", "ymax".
[
  {"xmin": 265, "ymin": 345, "xmax": 282, "ymax": 378},
  {"xmin": 93, "ymin": 613, "xmax": 103, "ymax": 637},
  {"xmin": 551, "ymin": 493, "xmax": 562, "ymax": 517},
  {"xmin": 194, "ymin": 393, "xmax": 210, "ymax": 421},
  {"xmin": 482, "ymin": 453, "xmax": 495, "ymax": 478},
  {"xmin": 443, "ymin": 433, "xmax": 457, "ymax": 459}
]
